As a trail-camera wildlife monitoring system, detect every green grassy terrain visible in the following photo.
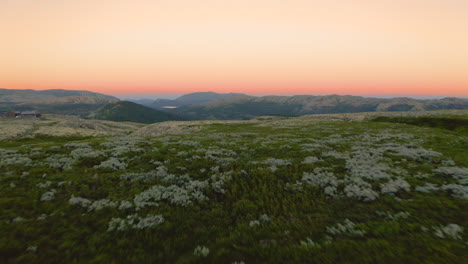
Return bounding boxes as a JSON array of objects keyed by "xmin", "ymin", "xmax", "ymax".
[
  {"xmin": 0, "ymin": 115, "xmax": 466, "ymax": 263},
  {"xmin": 370, "ymin": 116, "xmax": 468, "ymax": 133}
]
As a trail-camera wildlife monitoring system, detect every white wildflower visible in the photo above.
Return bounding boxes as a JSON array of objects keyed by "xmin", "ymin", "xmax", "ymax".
[
  {"xmin": 326, "ymin": 219, "xmax": 366, "ymax": 237},
  {"xmin": 380, "ymin": 177, "xmax": 410, "ymax": 195},
  {"xmin": 26, "ymin": 246, "xmax": 37, "ymax": 252},
  {"xmin": 434, "ymin": 224, "xmax": 463, "ymax": 240},
  {"xmin": 300, "ymin": 237, "xmax": 322, "ymax": 248},
  {"xmin": 193, "ymin": 246, "xmax": 210, "ymax": 257},
  {"xmin": 40, "ymin": 189, "xmax": 57, "ymax": 201},
  {"xmin": 69, "ymin": 195, "xmax": 92, "ymax": 207},
  {"xmin": 302, "ymin": 156, "xmax": 321, "ymax": 164},
  {"xmin": 94, "ymin": 158, "xmax": 127, "ymax": 171}
]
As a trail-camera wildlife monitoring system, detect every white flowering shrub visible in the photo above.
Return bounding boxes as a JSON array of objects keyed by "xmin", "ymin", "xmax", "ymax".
[
  {"xmin": 344, "ymin": 178, "xmax": 379, "ymax": 201},
  {"xmin": 46, "ymin": 155, "xmax": 74, "ymax": 170},
  {"xmin": 203, "ymin": 148, "xmax": 238, "ymax": 165},
  {"xmin": 249, "ymin": 214, "xmax": 271, "ymax": 227},
  {"xmin": 193, "ymin": 245, "xmax": 210, "ymax": 257},
  {"xmin": 301, "ymin": 169, "xmax": 339, "ymax": 198},
  {"xmin": 262, "ymin": 158, "xmax": 292, "ymax": 172},
  {"xmin": 300, "ymin": 237, "xmax": 322, "ymax": 248},
  {"xmin": 68, "ymin": 195, "xmax": 92, "ymax": 207},
  {"xmin": 26, "ymin": 246, "xmax": 37, "ymax": 252},
  {"xmin": 326, "ymin": 219, "xmax": 366, "ymax": 237},
  {"xmin": 176, "ymin": 151, "xmax": 189, "ymax": 157},
  {"xmin": 0, "ymin": 156, "xmax": 34, "ymax": 167},
  {"xmin": 12, "ymin": 216, "xmax": 24, "ymax": 223},
  {"xmin": 57, "ymin": 181, "xmax": 72, "ymax": 187},
  {"xmin": 108, "ymin": 214, "xmax": 165, "ymax": 231},
  {"xmin": 249, "ymin": 220, "xmax": 260, "ymax": 227},
  {"xmin": 380, "ymin": 177, "xmax": 411, "ymax": 195},
  {"xmin": 433, "ymin": 224, "xmax": 463, "ymax": 240},
  {"xmin": 88, "ymin": 199, "xmax": 118, "ymax": 211},
  {"xmin": 434, "ymin": 167, "xmax": 468, "ymax": 182},
  {"xmin": 375, "ymin": 211, "xmax": 410, "ymax": 220},
  {"xmin": 440, "ymin": 184, "xmax": 468, "ymax": 199},
  {"xmin": 94, "ymin": 158, "xmax": 127, "ymax": 171},
  {"xmin": 118, "ymin": 200, "xmax": 133, "ymax": 210},
  {"xmin": 415, "ymin": 183, "xmax": 467, "ymax": 199},
  {"xmin": 36, "ymin": 214, "xmax": 47, "ymax": 221},
  {"xmin": 40, "ymin": 189, "xmax": 57, "ymax": 201},
  {"xmin": 302, "ymin": 156, "xmax": 321, "ymax": 164},
  {"xmin": 210, "ymin": 171, "xmax": 232, "ymax": 194},
  {"xmin": 70, "ymin": 148, "xmax": 105, "ymax": 159},
  {"xmin": 413, "ymin": 172, "xmax": 430, "ymax": 179},
  {"xmin": 415, "ymin": 183, "xmax": 439, "ymax": 193},
  {"xmin": 383, "ymin": 145, "xmax": 441, "ymax": 162},
  {"xmin": 134, "ymin": 183, "xmax": 208, "ymax": 210},
  {"xmin": 345, "ymin": 147, "xmax": 391, "ymax": 181},
  {"xmin": 36, "ymin": 181, "xmax": 52, "ymax": 189},
  {"xmin": 0, "ymin": 148, "xmax": 17, "ymax": 157}
]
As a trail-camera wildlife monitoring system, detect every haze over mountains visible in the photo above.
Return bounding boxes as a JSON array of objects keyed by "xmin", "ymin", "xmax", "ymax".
[{"xmin": 1, "ymin": 88, "xmax": 467, "ymax": 123}]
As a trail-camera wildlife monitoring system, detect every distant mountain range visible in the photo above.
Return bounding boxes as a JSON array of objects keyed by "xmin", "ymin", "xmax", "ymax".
[
  {"xmin": 130, "ymin": 92, "xmax": 247, "ymax": 108},
  {"xmin": 168, "ymin": 94, "xmax": 468, "ymax": 120},
  {"xmin": 0, "ymin": 88, "xmax": 118, "ymax": 115},
  {"xmin": 2, "ymin": 89, "xmax": 467, "ymax": 122}
]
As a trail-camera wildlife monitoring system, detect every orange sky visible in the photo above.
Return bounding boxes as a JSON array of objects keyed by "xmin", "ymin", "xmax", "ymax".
[{"xmin": 1, "ymin": 0, "xmax": 467, "ymax": 97}]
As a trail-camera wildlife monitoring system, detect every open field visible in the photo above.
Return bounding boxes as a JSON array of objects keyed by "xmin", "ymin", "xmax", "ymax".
[{"xmin": 0, "ymin": 110, "xmax": 467, "ymax": 263}]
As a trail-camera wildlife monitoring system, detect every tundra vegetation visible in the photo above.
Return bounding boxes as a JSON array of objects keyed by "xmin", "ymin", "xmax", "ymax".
[{"xmin": 0, "ymin": 113, "xmax": 466, "ymax": 263}]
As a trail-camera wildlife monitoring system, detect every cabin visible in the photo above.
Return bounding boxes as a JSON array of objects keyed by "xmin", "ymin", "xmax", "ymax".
[
  {"xmin": 20, "ymin": 111, "xmax": 42, "ymax": 118},
  {"xmin": 3, "ymin": 111, "xmax": 20, "ymax": 118},
  {"xmin": 3, "ymin": 111, "xmax": 42, "ymax": 118}
]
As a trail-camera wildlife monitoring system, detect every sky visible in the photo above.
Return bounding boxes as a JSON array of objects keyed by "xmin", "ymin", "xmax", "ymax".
[{"xmin": 1, "ymin": 0, "xmax": 467, "ymax": 97}]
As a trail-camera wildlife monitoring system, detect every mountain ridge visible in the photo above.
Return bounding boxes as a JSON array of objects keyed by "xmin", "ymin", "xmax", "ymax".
[
  {"xmin": 88, "ymin": 101, "xmax": 184, "ymax": 123},
  {"xmin": 0, "ymin": 88, "xmax": 119, "ymax": 115},
  {"xmin": 132, "ymin": 91, "xmax": 249, "ymax": 108},
  {"xmin": 172, "ymin": 94, "xmax": 468, "ymax": 120}
]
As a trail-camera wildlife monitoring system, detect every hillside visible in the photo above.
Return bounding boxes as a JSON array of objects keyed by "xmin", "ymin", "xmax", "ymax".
[
  {"xmin": 145, "ymin": 92, "xmax": 248, "ymax": 108},
  {"xmin": 0, "ymin": 88, "xmax": 119, "ymax": 115},
  {"xmin": 173, "ymin": 94, "xmax": 468, "ymax": 120},
  {"xmin": 0, "ymin": 110, "xmax": 466, "ymax": 263},
  {"xmin": 88, "ymin": 101, "xmax": 184, "ymax": 123}
]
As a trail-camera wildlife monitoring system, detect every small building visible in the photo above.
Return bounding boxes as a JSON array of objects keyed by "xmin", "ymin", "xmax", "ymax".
[
  {"xmin": 3, "ymin": 111, "xmax": 20, "ymax": 118},
  {"xmin": 20, "ymin": 111, "xmax": 42, "ymax": 118},
  {"xmin": 3, "ymin": 111, "xmax": 42, "ymax": 118}
]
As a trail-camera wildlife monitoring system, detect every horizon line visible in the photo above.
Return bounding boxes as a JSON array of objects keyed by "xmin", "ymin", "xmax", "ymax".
[{"xmin": 1, "ymin": 87, "xmax": 467, "ymax": 100}]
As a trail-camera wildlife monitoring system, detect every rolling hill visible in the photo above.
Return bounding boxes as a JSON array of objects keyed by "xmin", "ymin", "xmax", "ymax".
[
  {"xmin": 173, "ymin": 94, "xmax": 468, "ymax": 120},
  {"xmin": 88, "ymin": 101, "xmax": 184, "ymax": 123},
  {"xmin": 138, "ymin": 92, "xmax": 248, "ymax": 108},
  {"xmin": 0, "ymin": 88, "xmax": 119, "ymax": 115}
]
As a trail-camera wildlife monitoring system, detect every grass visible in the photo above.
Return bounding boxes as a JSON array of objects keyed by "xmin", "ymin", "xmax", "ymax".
[
  {"xmin": 370, "ymin": 116, "xmax": 468, "ymax": 133},
  {"xmin": 0, "ymin": 115, "xmax": 466, "ymax": 263}
]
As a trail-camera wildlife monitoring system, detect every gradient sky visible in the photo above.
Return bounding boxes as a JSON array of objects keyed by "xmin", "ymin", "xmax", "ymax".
[{"xmin": 1, "ymin": 0, "xmax": 467, "ymax": 97}]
